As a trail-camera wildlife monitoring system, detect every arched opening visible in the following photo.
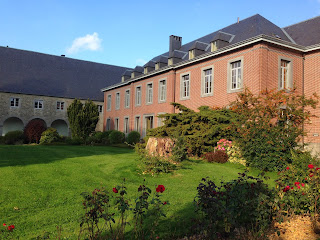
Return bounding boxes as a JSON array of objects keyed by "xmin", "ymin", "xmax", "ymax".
[
  {"xmin": 51, "ymin": 119, "xmax": 69, "ymax": 136},
  {"xmin": 3, "ymin": 117, "xmax": 24, "ymax": 136},
  {"xmin": 24, "ymin": 118, "xmax": 47, "ymax": 143}
]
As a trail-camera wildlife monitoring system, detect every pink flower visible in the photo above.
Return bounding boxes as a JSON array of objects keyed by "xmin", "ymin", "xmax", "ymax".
[{"xmin": 222, "ymin": 147, "xmax": 225, "ymax": 151}]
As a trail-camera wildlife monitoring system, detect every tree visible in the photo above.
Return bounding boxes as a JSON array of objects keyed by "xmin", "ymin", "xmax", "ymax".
[
  {"xmin": 67, "ymin": 99, "xmax": 99, "ymax": 140},
  {"xmin": 230, "ymin": 88, "xmax": 318, "ymax": 171}
]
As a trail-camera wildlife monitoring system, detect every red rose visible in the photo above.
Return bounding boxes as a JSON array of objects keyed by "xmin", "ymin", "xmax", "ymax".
[
  {"xmin": 308, "ymin": 164, "xmax": 314, "ymax": 169},
  {"xmin": 3, "ymin": 223, "xmax": 6, "ymax": 226},
  {"xmin": 302, "ymin": 192, "xmax": 306, "ymax": 195},
  {"xmin": 286, "ymin": 167, "xmax": 290, "ymax": 170},
  {"xmin": 301, "ymin": 183, "xmax": 305, "ymax": 187},
  {"xmin": 297, "ymin": 185, "xmax": 301, "ymax": 189},
  {"xmin": 294, "ymin": 182, "xmax": 300, "ymax": 185},
  {"xmin": 316, "ymin": 168, "xmax": 320, "ymax": 171},
  {"xmin": 156, "ymin": 185, "xmax": 165, "ymax": 193},
  {"xmin": 291, "ymin": 187, "xmax": 294, "ymax": 189},
  {"xmin": 310, "ymin": 173, "xmax": 314, "ymax": 177},
  {"xmin": 7, "ymin": 225, "xmax": 14, "ymax": 231},
  {"xmin": 163, "ymin": 201, "xmax": 167, "ymax": 205},
  {"xmin": 251, "ymin": 183, "xmax": 255, "ymax": 188},
  {"xmin": 283, "ymin": 186, "xmax": 290, "ymax": 192},
  {"xmin": 112, "ymin": 188, "xmax": 118, "ymax": 193}
]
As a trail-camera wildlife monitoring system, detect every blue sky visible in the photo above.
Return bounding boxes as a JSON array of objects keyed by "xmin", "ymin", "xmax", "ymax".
[{"xmin": 1, "ymin": 0, "xmax": 320, "ymax": 68}]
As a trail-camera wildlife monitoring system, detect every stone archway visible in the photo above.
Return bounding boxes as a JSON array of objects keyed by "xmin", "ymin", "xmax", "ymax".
[
  {"xmin": 3, "ymin": 117, "xmax": 24, "ymax": 136},
  {"xmin": 51, "ymin": 119, "xmax": 69, "ymax": 136}
]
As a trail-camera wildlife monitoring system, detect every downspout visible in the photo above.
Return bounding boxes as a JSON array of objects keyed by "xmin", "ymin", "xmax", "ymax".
[
  {"xmin": 173, "ymin": 69, "xmax": 176, "ymax": 113},
  {"xmin": 302, "ymin": 54, "xmax": 305, "ymax": 147}
]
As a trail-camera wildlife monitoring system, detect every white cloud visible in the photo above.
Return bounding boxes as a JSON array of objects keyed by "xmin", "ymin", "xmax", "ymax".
[
  {"xmin": 66, "ymin": 32, "xmax": 102, "ymax": 54},
  {"xmin": 135, "ymin": 58, "xmax": 147, "ymax": 66}
]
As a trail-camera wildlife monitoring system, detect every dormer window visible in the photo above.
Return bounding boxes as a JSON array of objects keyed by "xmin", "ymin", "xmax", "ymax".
[
  {"xmin": 131, "ymin": 72, "xmax": 135, "ymax": 78},
  {"xmin": 211, "ymin": 41, "xmax": 217, "ymax": 52},
  {"xmin": 189, "ymin": 50, "xmax": 195, "ymax": 59},
  {"xmin": 144, "ymin": 67, "xmax": 148, "ymax": 74},
  {"xmin": 155, "ymin": 63, "xmax": 160, "ymax": 70},
  {"xmin": 121, "ymin": 76, "xmax": 125, "ymax": 82},
  {"xmin": 168, "ymin": 58, "xmax": 173, "ymax": 66}
]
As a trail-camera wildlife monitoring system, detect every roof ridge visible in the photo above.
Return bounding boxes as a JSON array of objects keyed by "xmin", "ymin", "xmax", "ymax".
[
  {"xmin": 283, "ymin": 15, "xmax": 320, "ymax": 28},
  {"xmin": 0, "ymin": 46, "xmax": 132, "ymax": 69}
]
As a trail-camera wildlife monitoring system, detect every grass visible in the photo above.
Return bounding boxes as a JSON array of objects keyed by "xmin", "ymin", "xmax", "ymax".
[{"xmin": 0, "ymin": 145, "xmax": 277, "ymax": 239}]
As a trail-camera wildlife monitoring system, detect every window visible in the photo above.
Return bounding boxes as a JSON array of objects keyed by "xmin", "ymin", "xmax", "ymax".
[
  {"xmin": 115, "ymin": 92, "xmax": 120, "ymax": 110},
  {"xmin": 146, "ymin": 83, "xmax": 153, "ymax": 104},
  {"xmin": 115, "ymin": 118, "xmax": 119, "ymax": 131},
  {"xmin": 143, "ymin": 115, "xmax": 154, "ymax": 137},
  {"xmin": 107, "ymin": 95, "xmax": 111, "ymax": 111},
  {"xmin": 157, "ymin": 113, "xmax": 166, "ymax": 127},
  {"xmin": 34, "ymin": 100, "xmax": 43, "ymax": 109},
  {"xmin": 125, "ymin": 90, "xmax": 130, "ymax": 108},
  {"xmin": 10, "ymin": 97, "xmax": 19, "ymax": 107},
  {"xmin": 98, "ymin": 105, "xmax": 103, "ymax": 113},
  {"xmin": 201, "ymin": 67, "xmax": 213, "ymax": 97},
  {"xmin": 158, "ymin": 79, "xmax": 167, "ymax": 102},
  {"xmin": 180, "ymin": 73, "xmax": 190, "ymax": 99},
  {"xmin": 279, "ymin": 58, "xmax": 292, "ymax": 90},
  {"xmin": 135, "ymin": 86, "xmax": 141, "ymax": 106},
  {"xmin": 134, "ymin": 116, "xmax": 140, "ymax": 132},
  {"xmin": 124, "ymin": 117, "xmax": 129, "ymax": 134},
  {"xmin": 106, "ymin": 118, "xmax": 111, "ymax": 131},
  {"xmin": 227, "ymin": 57, "xmax": 243, "ymax": 93},
  {"xmin": 57, "ymin": 101, "xmax": 65, "ymax": 110}
]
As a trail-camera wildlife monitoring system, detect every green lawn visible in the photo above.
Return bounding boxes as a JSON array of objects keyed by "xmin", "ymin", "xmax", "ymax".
[{"xmin": 0, "ymin": 145, "xmax": 277, "ymax": 239}]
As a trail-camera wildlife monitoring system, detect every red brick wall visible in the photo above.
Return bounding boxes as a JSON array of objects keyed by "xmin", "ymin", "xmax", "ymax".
[{"xmin": 103, "ymin": 42, "xmax": 308, "ymax": 139}]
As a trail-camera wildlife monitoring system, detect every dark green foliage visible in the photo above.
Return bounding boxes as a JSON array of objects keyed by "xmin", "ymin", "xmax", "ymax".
[
  {"xmin": 0, "ymin": 136, "xmax": 4, "ymax": 144},
  {"xmin": 171, "ymin": 136, "xmax": 187, "ymax": 162},
  {"xmin": 87, "ymin": 131, "xmax": 111, "ymax": 145},
  {"xmin": 127, "ymin": 131, "xmax": 141, "ymax": 145},
  {"xmin": 195, "ymin": 171, "xmax": 274, "ymax": 238},
  {"xmin": 109, "ymin": 130, "xmax": 125, "ymax": 144},
  {"xmin": 39, "ymin": 128, "xmax": 60, "ymax": 144},
  {"xmin": 65, "ymin": 137, "xmax": 84, "ymax": 145},
  {"xmin": 203, "ymin": 150, "xmax": 228, "ymax": 163},
  {"xmin": 67, "ymin": 99, "xmax": 99, "ymax": 140},
  {"xmin": 148, "ymin": 103, "xmax": 235, "ymax": 157},
  {"xmin": 4, "ymin": 130, "xmax": 25, "ymax": 145}
]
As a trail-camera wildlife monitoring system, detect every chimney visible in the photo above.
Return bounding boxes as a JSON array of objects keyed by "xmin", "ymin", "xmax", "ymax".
[
  {"xmin": 61, "ymin": 55, "xmax": 65, "ymax": 57},
  {"xmin": 237, "ymin": 17, "xmax": 239, "ymax": 23},
  {"xmin": 169, "ymin": 35, "xmax": 182, "ymax": 55}
]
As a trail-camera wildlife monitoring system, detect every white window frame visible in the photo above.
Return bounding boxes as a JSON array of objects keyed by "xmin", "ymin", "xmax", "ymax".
[
  {"xmin": 56, "ymin": 101, "xmax": 65, "ymax": 111},
  {"xmin": 10, "ymin": 97, "xmax": 20, "ymax": 108},
  {"xmin": 124, "ymin": 117, "xmax": 129, "ymax": 135},
  {"xmin": 34, "ymin": 100, "xmax": 44, "ymax": 109},
  {"xmin": 106, "ymin": 118, "xmax": 111, "ymax": 131},
  {"xmin": 134, "ymin": 115, "xmax": 141, "ymax": 132},
  {"xmin": 157, "ymin": 112, "xmax": 166, "ymax": 127},
  {"xmin": 227, "ymin": 57, "xmax": 244, "ymax": 93},
  {"xmin": 158, "ymin": 78, "xmax": 167, "ymax": 103},
  {"xmin": 135, "ymin": 85, "xmax": 142, "ymax": 106},
  {"xmin": 180, "ymin": 72, "xmax": 191, "ymax": 100},
  {"xmin": 142, "ymin": 114, "xmax": 154, "ymax": 137},
  {"xmin": 114, "ymin": 118, "xmax": 119, "ymax": 131},
  {"xmin": 107, "ymin": 94, "xmax": 112, "ymax": 111},
  {"xmin": 278, "ymin": 56, "xmax": 293, "ymax": 91},
  {"xmin": 115, "ymin": 92, "xmax": 120, "ymax": 110},
  {"xmin": 201, "ymin": 66, "xmax": 214, "ymax": 97},
  {"xmin": 124, "ymin": 89, "xmax": 130, "ymax": 108},
  {"xmin": 98, "ymin": 105, "xmax": 103, "ymax": 113},
  {"xmin": 146, "ymin": 82, "xmax": 153, "ymax": 105}
]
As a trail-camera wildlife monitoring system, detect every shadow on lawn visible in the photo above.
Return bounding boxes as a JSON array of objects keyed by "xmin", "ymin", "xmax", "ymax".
[{"xmin": 0, "ymin": 145, "xmax": 133, "ymax": 168}]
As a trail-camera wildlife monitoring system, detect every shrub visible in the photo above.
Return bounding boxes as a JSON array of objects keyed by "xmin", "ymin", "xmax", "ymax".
[
  {"xmin": 39, "ymin": 128, "xmax": 60, "ymax": 144},
  {"xmin": 86, "ymin": 131, "xmax": 111, "ymax": 145},
  {"xmin": 4, "ymin": 130, "xmax": 24, "ymax": 145},
  {"xmin": 127, "ymin": 131, "xmax": 141, "ymax": 145},
  {"xmin": 109, "ymin": 130, "xmax": 125, "ymax": 144},
  {"xmin": 147, "ymin": 103, "xmax": 236, "ymax": 157},
  {"xmin": 0, "ymin": 136, "xmax": 4, "ymax": 144},
  {"xmin": 65, "ymin": 137, "xmax": 84, "ymax": 145},
  {"xmin": 195, "ymin": 171, "xmax": 274, "ymax": 238},
  {"xmin": 204, "ymin": 150, "xmax": 228, "ymax": 163},
  {"xmin": 24, "ymin": 119, "xmax": 47, "ymax": 143},
  {"xmin": 230, "ymin": 88, "xmax": 318, "ymax": 171}
]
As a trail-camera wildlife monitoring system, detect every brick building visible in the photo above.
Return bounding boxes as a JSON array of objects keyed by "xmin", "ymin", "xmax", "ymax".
[
  {"xmin": 0, "ymin": 47, "xmax": 131, "ymax": 136},
  {"xmin": 101, "ymin": 14, "xmax": 320, "ymax": 153}
]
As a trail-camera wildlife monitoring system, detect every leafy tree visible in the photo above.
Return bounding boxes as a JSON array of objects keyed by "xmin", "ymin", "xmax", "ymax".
[
  {"xmin": 67, "ymin": 99, "xmax": 99, "ymax": 140},
  {"xmin": 24, "ymin": 119, "xmax": 47, "ymax": 143},
  {"xmin": 230, "ymin": 88, "xmax": 318, "ymax": 171}
]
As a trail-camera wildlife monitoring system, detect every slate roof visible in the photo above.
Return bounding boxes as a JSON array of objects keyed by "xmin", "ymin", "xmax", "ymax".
[
  {"xmin": 283, "ymin": 16, "xmax": 320, "ymax": 46},
  {"xmin": 149, "ymin": 14, "xmax": 292, "ymax": 63},
  {"xmin": 0, "ymin": 46, "xmax": 131, "ymax": 101}
]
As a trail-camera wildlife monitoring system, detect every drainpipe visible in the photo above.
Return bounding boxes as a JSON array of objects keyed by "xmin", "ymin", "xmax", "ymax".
[
  {"xmin": 173, "ymin": 69, "xmax": 176, "ymax": 113},
  {"xmin": 302, "ymin": 54, "xmax": 305, "ymax": 147}
]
